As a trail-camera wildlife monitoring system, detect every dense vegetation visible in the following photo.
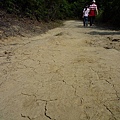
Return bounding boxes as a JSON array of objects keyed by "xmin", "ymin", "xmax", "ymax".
[{"xmin": 0, "ymin": 0, "xmax": 120, "ymax": 27}]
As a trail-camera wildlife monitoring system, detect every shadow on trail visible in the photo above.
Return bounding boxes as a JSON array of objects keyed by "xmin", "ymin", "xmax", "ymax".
[{"xmin": 88, "ymin": 31, "xmax": 120, "ymax": 35}]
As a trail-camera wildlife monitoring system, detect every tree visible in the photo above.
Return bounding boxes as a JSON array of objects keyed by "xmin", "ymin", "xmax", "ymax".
[{"xmin": 0, "ymin": 0, "xmax": 120, "ymax": 27}]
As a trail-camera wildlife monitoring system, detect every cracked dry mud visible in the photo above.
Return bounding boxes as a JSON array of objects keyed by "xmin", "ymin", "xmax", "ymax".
[{"xmin": 0, "ymin": 20, "xmax": 120, "ymax": 120}]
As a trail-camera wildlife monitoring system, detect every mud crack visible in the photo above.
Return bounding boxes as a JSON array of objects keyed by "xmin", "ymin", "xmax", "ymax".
[
  {"xmin": 45, "ymin": 101, "xmax": 52, "ymax": 119},
  {"xmin": 103, "ymin": 104, "xmax": 117, "ymax": 120},
  {"xmin": 71, "ymin": 85, "xmax": 79, "ymax": 97},
  {"xmin": 44, "ymin": 101, "xmax": 56, "ymax": 120},
  {"xmin": 21, "ymin": 114, "xmax": 32, "ymax": 120},
  {"xmin": 21, "ymin": 92, "xmax": 57, "ymax": 119},
  {"xmin": 105, "ymin": 80, "xmax": 120, "ymax": 100}
]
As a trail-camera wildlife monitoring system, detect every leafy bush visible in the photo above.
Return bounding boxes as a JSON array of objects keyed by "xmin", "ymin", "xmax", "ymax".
[{"xmin": 0, "ymin": 0, "xmax": 120, "ymax": 27}]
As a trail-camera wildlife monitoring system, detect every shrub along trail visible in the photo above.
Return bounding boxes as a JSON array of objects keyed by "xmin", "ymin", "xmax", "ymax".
[{"xmin": 0, "ymin": 20, "xmax": 120, "ymax": 120}]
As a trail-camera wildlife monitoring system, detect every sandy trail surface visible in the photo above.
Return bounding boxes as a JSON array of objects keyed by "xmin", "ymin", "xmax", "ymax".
[{"xmin": 0, "ymin": 20, "xmax": 120, "ymax": 120}]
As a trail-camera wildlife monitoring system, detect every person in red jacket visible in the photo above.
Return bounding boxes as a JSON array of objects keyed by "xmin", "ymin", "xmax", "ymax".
[{"xmin": 89, "ymin": 0, "xmax": 98, "ymax": 26}]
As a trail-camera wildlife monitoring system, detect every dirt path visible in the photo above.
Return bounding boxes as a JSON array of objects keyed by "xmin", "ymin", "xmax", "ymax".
[{"xmin": 0, "ymin": 20, "xmax": 120, "ymax": 120}]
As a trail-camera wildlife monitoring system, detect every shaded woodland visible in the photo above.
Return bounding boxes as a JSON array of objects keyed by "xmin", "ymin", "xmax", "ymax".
[{"xmin": 0, "ymin": 0, "xmax": 120, "ymax": 27}]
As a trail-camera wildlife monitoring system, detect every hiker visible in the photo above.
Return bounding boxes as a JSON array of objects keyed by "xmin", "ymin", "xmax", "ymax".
[
  {"xmin": 89, "ymin": 0, "xmax": 98, "ymax": 26},
  {"xmin": 82, "ymin": 5, "xmax": 90, "ymax": 27}
]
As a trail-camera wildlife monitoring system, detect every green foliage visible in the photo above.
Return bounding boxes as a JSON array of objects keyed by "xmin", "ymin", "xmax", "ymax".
[
  {"xmin": 96, "ymin": 0, "xmax": 120, "ymax": 27},
  {"xmin": 96, "ymin": 9, "xmax": 103, "ymax": 22},
  {"xmin": 0, "ymin": 0, "xmax": 120, "ymax": 27}
]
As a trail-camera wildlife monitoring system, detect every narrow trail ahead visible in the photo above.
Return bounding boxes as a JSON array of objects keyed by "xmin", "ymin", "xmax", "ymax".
[{"xmin": 0, "ymin": 20, "xmax": 120, "ymax": 120}]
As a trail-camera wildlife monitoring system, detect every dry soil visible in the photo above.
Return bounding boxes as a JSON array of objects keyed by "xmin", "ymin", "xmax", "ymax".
[{"xmin": 0, "ymin": 20, "xmax": 120, "ymax": 120}]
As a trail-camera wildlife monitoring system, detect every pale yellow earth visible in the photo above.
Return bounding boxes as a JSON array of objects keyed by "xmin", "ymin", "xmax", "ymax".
[{"xmin": 0, "ymin": 20, "xmax": 120, "ymax": 120}]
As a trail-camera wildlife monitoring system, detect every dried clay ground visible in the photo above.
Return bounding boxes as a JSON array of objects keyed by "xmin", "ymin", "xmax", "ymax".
[{"xmin": 0, "ymin": 20, "xmax": 120, "ymax": 120}]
